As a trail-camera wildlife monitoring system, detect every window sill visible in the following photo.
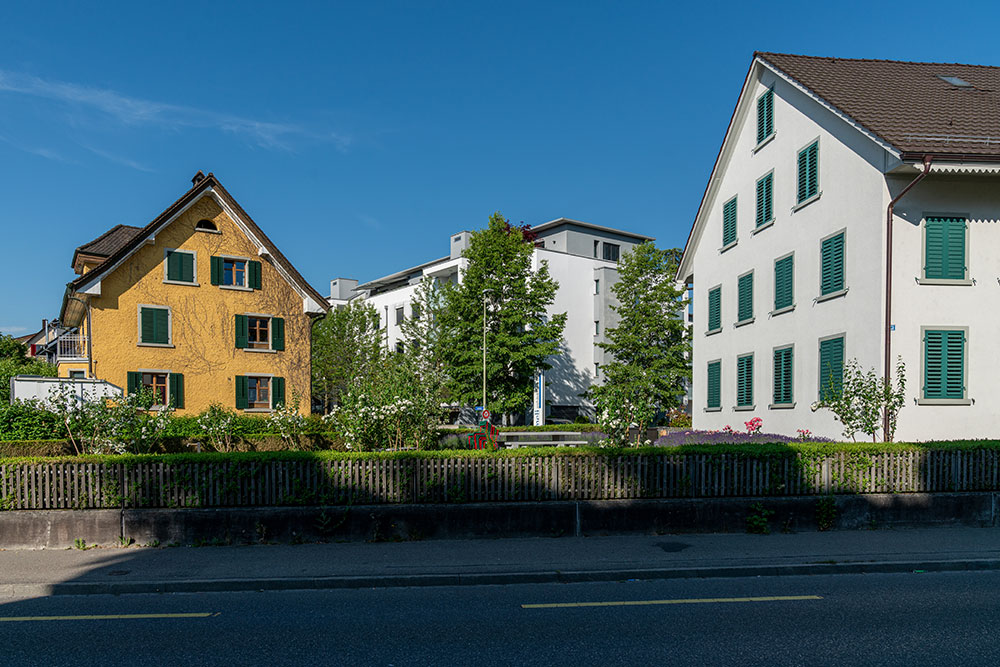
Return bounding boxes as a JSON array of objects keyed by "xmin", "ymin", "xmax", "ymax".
[
  {"xmin": 705, "ymin": 328, "xmax": 722, "ymax": 337},
  {"xmin": 734, "ymin": 317, "xmax": 755, "ymax": 328},
  {"xmin": 137, "ymin": 343, "xmax": 175, "ymax": 348},
  {"xmin": 791, "ymin": 191, "xmax": 822, "ymax": 213},
  {"xmin": 916, "ymin": 278, "xmax": 973, "ymax": 286},
  {"xmin": 770, "ymin": 305, "xmax": 795, "ymax": 317},
  {"xmin": 751, "ymin": 219, "xmax": 775, "ymax": 235},
  {"xmin": 733, "ymin": 405, "xmax": 756, "ymax": 412},
  {"xmin": 719, "ymin": 240, "xmax": 738, "ymax": 254},
  {"xmin": 163, "ymin": 280, "xmax": 200, "ymax": 287},
  {"xmin": 244, "ymin": 348, "xmax": 278, "ymax": 354},
  {"xmin": 195, "ymin": 228, "xmax": 222, "ymax": 235},
  {"xmin": 753, "ymin": 132, "xmax": 776, "ymax": 153},
  {"xmin": 916, "ymin": 398, "xmax": 972, "ymax": 406},
  {"xmin": 244, "ymin": 408, "xmax": 274, "ymax": 413},
  {"xmin": 704, "ymin": 406, "xmax": 722, "ymax": 412},
  {"xmin": 816, "ymin": 287, "xmax": 848, "ymax": 303},
  {"xmin": 769, "ymin": 402, "xmax": 796, "ymax": 410},
  {"xmin": 220, "ymin": 284, "xmax": 254, "ymax": 292}
]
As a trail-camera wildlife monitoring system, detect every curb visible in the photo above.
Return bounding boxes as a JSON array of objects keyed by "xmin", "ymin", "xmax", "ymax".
[{"xmin": 4, "ymin": 558, "xmax": 1000, "ymax": 597}]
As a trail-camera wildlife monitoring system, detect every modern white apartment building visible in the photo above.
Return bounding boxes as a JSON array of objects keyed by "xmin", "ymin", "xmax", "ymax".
[
  {"xmin": 331, "ymin": 218, "xmax": 653, "ymax": 422},
  {"xmin": 678, "ymin": 52, "xmax": 1000, "ymax": 441}
]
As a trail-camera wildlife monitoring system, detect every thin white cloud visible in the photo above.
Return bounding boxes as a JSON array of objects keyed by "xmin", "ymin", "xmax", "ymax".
[
  {"xmin": 79, "ymin": 144, "xmax": 155, "ymax": 173},
  {"xmin": 0, "ymin": 70, "xmax": 351, "ymax": 151},
  {"xmin": 0, "ymin": 326, "xmax": 29, "ymax": 335},
  {"xmin": 0, "ymin": 132, "xmax": 74, "ymax": 163}
]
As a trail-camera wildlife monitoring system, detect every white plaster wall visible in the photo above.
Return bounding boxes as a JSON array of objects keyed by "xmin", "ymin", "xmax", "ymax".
[
  {"xmin": 690, "ymin": 65, "xmax": 889, "ymax": 439},
  {"xmin": 888, "ymin": 175, "xmax": 1000, "ymax": 440}
]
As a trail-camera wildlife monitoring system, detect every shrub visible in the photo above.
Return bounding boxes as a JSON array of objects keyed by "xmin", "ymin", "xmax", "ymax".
[{"xmin": 0, "ymin": 401, "xmax": 68, "ymax": 440}]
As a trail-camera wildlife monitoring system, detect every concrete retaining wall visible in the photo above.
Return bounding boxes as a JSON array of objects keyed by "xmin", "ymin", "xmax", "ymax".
[{"xmin": 2, "ymin": 493, "xmax": 997, "ymax": 549}]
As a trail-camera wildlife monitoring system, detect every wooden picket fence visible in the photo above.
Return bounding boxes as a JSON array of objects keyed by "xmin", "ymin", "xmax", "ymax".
[{"xmin": 1, "ymin": 450, "xmax": 999, "ymax": 510}]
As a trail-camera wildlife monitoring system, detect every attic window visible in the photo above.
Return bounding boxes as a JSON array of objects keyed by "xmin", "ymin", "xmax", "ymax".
[
  {"xmin": 196, "ymin": 219, "xmax": 219, "ymax": 232},
  {"xmin": 938, "ymin": 75, "xmax": 973, "ymax": 88}
]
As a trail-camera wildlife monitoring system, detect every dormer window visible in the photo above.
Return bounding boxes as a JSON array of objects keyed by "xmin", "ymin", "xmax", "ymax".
[{"xmin": 196, "ymin": 219, "xmax": 219, "ymax": 232}]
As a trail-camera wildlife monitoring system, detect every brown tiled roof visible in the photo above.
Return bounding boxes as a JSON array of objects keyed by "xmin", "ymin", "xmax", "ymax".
[
  {"xmin": 72, "ymin": 224, "xmax": 143, "ymax": 266},
  {"xmin": 758, "ymin": 52, "xmax": 1000, "ymax": 158},
  {"xmin": 64, "ymin": 173, "xmax": 330, "ymax": 314}
]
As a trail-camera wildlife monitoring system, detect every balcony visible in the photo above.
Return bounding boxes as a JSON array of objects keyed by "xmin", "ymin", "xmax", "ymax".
[{"xmin": 57, "ymin": 335, "xmax": 89, "ymax": 361}]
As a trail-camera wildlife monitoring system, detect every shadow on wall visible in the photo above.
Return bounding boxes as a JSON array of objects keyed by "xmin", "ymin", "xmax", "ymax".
[{"xmin": 544, "ymin": 343, "xmax": 595, "ymax": 421}]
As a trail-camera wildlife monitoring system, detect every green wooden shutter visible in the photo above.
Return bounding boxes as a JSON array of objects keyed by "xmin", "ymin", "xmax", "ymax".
[
  {"xmin": 797, "ymin": 141, "xmax": 819, "ymax": 203},
  {"xmin": 210, "ymin": 256, "xmax": 222, "ymax": 285},
  {"xmin": 154, "ymin": 308, "xmax": 169, "ymax": 344},
  {"xmin": 271, "ymin": 317, "xmax": 285, "ymax": 351},
  {"xmin": 169, "ymin": 373, "xmax": 185, "ymax": 409},
  {"xmin": 127, "ymin": 371, "xmax": 141, "ymax": 394},
  {"xmin": 819, "ymin": 336, "xmax": 845, "ymax": 399},
  {"xmin": 707, "ymin": 287, "xmax": 721, "ymax": 332},
  {"xmin": 235, "ymin": 375, "xmax": 248, "ymax": 409},
  {"xmin": 773, "ymin": 347, "xmax": 793, "ymax": 405},
  {"xmin": 180, "ymin": 252, "xmax": 194, "ymax": 283},
  {"xmin": 757, "ymin": 89, "xmax": 773, "ymax": 144},
  {"xmin": 249, "ymin": 260, "xmax": 262, "ymax": 290},
  {"xmin": 737, "ymin": 272, "xmax": 753, "ymax": 322},
  {"xmin": 756, "ymin": 173, "xmax": 773, "ymax": 227},
  {"xmin": 235, "ymin": 314, "xmax": 248, "ymax": 349},
  {"xmin": 706, "ymin": 361, "xmax": 721, "ymax": 409},
  {"xmin": 271, "ymin": 376, "xmax": 285, "ymax": 409},
  {"xmin": 736, "ymin": 355, "xmax": 753, "ymax": 407},
  {"xmin": 166, "ymin": 251, "xmax": 182, "ymax": 281},
  {"xmin": 925, "ymin": 217, "xmax": 966, "ymax": 280},
  {"xmin": 774, "ymin": 255, "xmax": 794, "ymax": 310},
  {"xmin": 722, "ymin": 198, "xmax": 738, "ymax": 247},
  {"xmin": 140, "ymin": 307, "xmax": 154, "ymax": 344},
  {"xmin": 820, "ymin": 233, "xmax": 845, "ymax": 295},
  {"xmin": 923, "ymin": 330, "xmax": 965, "ymax": 399}
]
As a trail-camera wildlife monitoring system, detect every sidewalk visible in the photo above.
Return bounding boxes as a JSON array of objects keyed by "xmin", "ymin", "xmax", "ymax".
[{"xmin": 4, "ymin": 526, "xmax": 1000, "ymax": 597}]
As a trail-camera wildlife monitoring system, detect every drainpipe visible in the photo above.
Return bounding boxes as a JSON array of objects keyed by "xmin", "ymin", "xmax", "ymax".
[{"xmin": 883, "ymin": 155, "xmax": 933, "ymax": 442}]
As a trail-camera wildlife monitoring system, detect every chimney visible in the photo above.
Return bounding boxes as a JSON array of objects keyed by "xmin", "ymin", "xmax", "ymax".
[{"xmin": 191, "ymin": 170, "xmax": 206, "ymax": 186}]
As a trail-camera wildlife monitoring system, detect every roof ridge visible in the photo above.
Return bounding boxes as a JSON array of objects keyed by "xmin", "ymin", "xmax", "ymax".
[{"xmin": 756, "ymin": 51, "xmax": 1000, "ymax": 71}]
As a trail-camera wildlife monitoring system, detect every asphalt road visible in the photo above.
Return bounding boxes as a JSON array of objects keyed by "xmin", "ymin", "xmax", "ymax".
[{"xmin": 0, "ymin": 571, "xmax": 997, "ymax": 666}]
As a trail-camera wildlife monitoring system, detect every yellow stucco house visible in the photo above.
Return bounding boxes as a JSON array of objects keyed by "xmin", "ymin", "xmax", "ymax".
[{"xmin": 58, "ymin": 171, "xmax": 329, "ymax": 415}]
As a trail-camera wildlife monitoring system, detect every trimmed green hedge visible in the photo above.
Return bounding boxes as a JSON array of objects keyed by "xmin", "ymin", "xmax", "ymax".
[{"xmin": 4, "ymin": 439, "xmax": 1000, "ymax": 465}]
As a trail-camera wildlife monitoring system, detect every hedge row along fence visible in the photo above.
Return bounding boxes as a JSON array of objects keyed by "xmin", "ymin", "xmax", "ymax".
[{"xmin": 2, "ymin": 445, "xmax": 1000, "ymax": 510}]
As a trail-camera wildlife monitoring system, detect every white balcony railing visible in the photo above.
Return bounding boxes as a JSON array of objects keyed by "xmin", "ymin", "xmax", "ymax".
[{"xmin": 57, "ymin": 335, "xmax": 88, "ymax": 361}]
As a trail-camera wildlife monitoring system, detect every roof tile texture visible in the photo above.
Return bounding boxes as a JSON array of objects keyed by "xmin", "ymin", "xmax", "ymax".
[{"xmin": 759, "ymin": 52, "xmax": 1000, "ymax": 156}]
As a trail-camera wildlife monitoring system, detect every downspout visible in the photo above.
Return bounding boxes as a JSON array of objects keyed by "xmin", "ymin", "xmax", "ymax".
[{"xmin": 883, "ymin": 155, "xmax": 933, "ymax": 442}]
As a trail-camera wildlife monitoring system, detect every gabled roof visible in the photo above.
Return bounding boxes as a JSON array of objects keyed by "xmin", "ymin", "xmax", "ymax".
[
  {"xmin": 677, "ymin": 52, "xmax": 1000, "ymax": 281},
  {"xmin": 64, "ymin": 173, "xmax": 329, "ymax": 316},
  {"xmin": 758, "ymin": 52, "xmax": 1000, "ymax": 159}
]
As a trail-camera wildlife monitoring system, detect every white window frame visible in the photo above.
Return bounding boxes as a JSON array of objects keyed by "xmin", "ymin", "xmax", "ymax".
[
  {"xmin": 162, "ymin": 248, "xmax": 198, "ymax": 286},
  {"xmin": 136, "ymin": 304, "xmax": 174, "ymax": 348},
  {"xmin": 219, "ymin": 254, "xmax": 253, "ymax": 291}
]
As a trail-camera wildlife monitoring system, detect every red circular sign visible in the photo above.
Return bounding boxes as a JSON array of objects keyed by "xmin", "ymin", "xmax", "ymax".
[{"xmin": 482, "ymin": 409, "xmax": 491, "ymax": 420}]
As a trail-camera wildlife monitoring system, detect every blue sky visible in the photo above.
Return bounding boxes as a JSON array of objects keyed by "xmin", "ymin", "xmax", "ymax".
[{"xmin": 2, "ymin": 0, "xmax": 999, "ymax": 335}]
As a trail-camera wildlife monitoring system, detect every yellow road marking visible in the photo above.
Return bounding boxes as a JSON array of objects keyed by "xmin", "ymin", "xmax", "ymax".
[
  {"xmin": 0, "ymin": 613, "xmax": 215, "ymax": 622},
  {"xmin": 522, "ymin": 595, "xmax": 822, "ymax": 609}
]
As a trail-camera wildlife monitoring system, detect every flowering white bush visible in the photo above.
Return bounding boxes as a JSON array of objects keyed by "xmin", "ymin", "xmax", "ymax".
[
  {"xmin": 268, "ymin": 394, "xmax": 307, "ymax": 450},
  {"xmin": 198, "ymin": 403, "xmax": 236, "ymax": 452},
  {"xmin": 44, "ymin": 383, "xmax": 173, "ymax": 454}
]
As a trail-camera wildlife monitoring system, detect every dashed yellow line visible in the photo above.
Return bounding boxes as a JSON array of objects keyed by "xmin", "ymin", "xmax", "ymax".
[
  {"xmin": 0, "ymin": 612, "xmax": 216, "ymax": 622},
  {"xmin": 522, "ymin": 595, "xmax": 822, "ymax": 609}
]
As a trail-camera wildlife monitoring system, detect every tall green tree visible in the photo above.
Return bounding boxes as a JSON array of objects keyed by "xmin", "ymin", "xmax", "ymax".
[
  {"xmin": 311, "ymin": 302, "xmax": 383, "ymax": 413},
  {"xmin": 439, "ymin": 213, "xmax": 566, "ymax": 424},
  {"xmin": 591, "ymin": 243, "xmax": 689, "ymax": 443}
]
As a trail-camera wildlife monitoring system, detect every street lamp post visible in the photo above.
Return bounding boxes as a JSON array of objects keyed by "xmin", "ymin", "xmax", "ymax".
[{"xmin": 482, "ymin": 288, "xmax": 494, "ymax": 418}]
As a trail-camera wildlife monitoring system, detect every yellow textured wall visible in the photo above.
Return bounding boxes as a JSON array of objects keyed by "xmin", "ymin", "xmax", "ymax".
[{"xmin": 59, "ymin": 196, "xmax": 313, "ymax": 415}]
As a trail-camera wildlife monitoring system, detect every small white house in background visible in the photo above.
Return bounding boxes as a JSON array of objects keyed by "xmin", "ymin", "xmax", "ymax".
[
  {"xmin": 677, "ymin": 52, "xmax": 1000, "ymax": 441},
  {"xmin": 10, "ymin": 375, "xmax": 122, "ymax": 406},
  {"xmin": 332, "ymin": 218, "xmax": 654, "ymax": 423}
]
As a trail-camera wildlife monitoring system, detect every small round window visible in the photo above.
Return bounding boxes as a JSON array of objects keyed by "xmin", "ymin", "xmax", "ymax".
[{"xmin": 196, "ymin": 219, "xmax": 218, "ymax": 231}]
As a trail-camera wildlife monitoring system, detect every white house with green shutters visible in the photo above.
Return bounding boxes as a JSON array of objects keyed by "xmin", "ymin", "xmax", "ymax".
[{"xmin": 677, "ymin": 52, "xmax": 1000, "ymax": 441}]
